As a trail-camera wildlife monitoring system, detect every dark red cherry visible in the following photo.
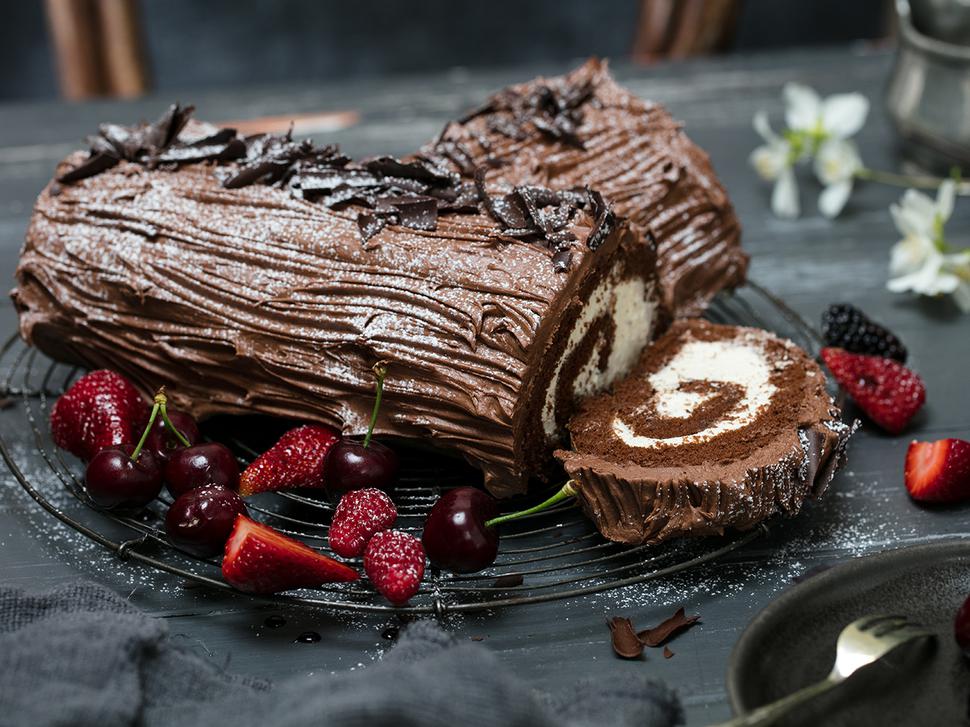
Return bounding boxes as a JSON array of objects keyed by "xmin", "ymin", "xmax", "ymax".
[
  {"xmin": 165, "ymin": 485, "xmax": 248, "ymax": 557},
  {"xmin": 85, "ymin": 444, "xmax": 163, "ymax": 510},
  {"xmin": 956, "ymin": 594, "xmax": 970, "ymax": 657},
  {"xmin": 164, "ymin": 442, "xmax": 240, "ymax": 497},
  {"xmin": 325, "ymin": 438, "xmax": 399, "ymax": 494},
  {"xmin": 145, "ymin": 409, "xmax": 200, "ymax": 462},
  {"xmin": 422, "ymin": 487, "xmax": 500, "ymax": 574}
]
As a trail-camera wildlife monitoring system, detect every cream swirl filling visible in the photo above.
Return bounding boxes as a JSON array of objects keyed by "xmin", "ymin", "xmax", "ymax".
[
  {"xmin": 612, "ymin": 339, "xmax": 777, "ymax": 448},
  {"xmin": 541, "ymin": 261, "xmax": 656, "ymax": 440}
]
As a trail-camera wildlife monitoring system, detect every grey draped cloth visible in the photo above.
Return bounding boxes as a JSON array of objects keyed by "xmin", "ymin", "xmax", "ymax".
[{"xmin": 0, "ymin": 580, "xmax": 683, "ymax": 727}]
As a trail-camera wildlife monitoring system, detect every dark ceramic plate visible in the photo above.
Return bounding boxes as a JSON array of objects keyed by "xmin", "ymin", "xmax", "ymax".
[{"xmin": 727, "ymin": 540, "xmax": 970, "ymax": 726}]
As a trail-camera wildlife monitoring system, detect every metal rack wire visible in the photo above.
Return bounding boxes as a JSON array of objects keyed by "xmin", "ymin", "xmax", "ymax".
[{"xmin": 0, "ymin": 281, "xmax": 822, "ymax": 614}]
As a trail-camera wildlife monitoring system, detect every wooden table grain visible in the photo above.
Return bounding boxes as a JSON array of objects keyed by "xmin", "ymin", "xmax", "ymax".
[{"xmin": 1, "ymin": 47, "xmax": 968, "ymax": 726}]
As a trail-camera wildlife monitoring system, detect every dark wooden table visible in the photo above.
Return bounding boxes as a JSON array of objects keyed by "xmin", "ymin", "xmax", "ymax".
[{"xmin": 1, "ymin": 47, "xmax": 968, "ymax": 726}]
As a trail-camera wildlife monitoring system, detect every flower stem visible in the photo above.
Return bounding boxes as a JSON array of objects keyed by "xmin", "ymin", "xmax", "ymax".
[
  {"xmin": 856, "ymin": 167, "xmax": 970, "ymax": 194},
  {"xmin": 484, "ymin": 480, "xmax": 577, "ymax": 529},
  {"xmin": 130, "ymin": 389, "xmax": 165, "ymax": 461},
  {"xmin": 363, "ymin": 361, "xmax": 389, "ymax": 449}
]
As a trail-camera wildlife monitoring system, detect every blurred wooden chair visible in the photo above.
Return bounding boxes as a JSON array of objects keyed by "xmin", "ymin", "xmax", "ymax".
[
  {"xmin": 45, "ymin": 0, "xmax": 147, "ymax": 99},
  {"xmin": 43, "ymin": 0, "xmax": 736, "ymax": 100},
  {"xmin": 632, "ymin": 0, "xmax": 741, "ymax": 61}
]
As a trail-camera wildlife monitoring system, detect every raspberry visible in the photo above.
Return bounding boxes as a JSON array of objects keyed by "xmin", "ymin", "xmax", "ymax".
[
  {"xmin": 328, "ymin": 488, "xmax": 397, "ymax": 558},
  {"xmin": 364, "ymin": 530, "xmax": 425, "ymax": 605},
  {"xmin": 821, "ymin": 303, "xmax": 907, "ymax": 363},
  {"xmin": 821, "ymin": 348, "xmax": 925, "ymax": 434}
]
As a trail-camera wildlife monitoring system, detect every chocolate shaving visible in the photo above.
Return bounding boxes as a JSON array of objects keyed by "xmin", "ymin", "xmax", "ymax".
[
  {"xmin": 58, "ymin": 104, "xmax": 245, "ymax": 183},
  {"xmin": 473, "ymin": 166, "xmax": 611, "ymax": 269},
  {"xmin": 608, "ymin": 617, "xmax": 643, "ymax": 659},
  {"xmin": 636, "ymin": 607, "xmax": 700, "ymax": 647},
  {"xmin": 492, "ymin": 574, "xmax": 524, "ymax": 588},
  {"xmin": 459, "ymin": 79, "xmax": 595, "ymax": 149},
  {"xmin": 584, "ymin": 188, "xmax": 616, "ymax": 251},
  {"xmin": 663, "ymin": 646, "xmax": 674, "ymax": 659},
  {"xmin": 357, "ymin": 213, "xmax": 388, "ymax": 242},
  {"xmin": 59, "ymin": 105, "xmax": 618, "ymax": 265}
]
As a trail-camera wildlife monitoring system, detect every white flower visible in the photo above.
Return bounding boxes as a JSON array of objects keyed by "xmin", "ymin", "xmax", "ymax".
[
  {"xmin": 888, "ymin": 251, "xmax": 970, "ymax": 312},
  {"xmin": 753, "ymin": 84, "xmax": 870, "ymax": 219},
  {"xmin": 889, "ymin": 230, "xmax": 936, "ymax": 279},
  {"xmin": 814, "ymin": 138, "xmax": 862, "ymax": 218},
  {"xmin": 890, "ymin": 180, "xmax": 954, "ymax": 243},
  {"xmin": 887, "ymin": 180, "xmax": 970, "ymax": 312},
  {"xmin": 783, "ymin": 83, "xmax": 870, "ymax": 141},
  {"xmin": 749, "ymin": 111, "xmax": 799, "ymax": 218},
  {"xmin": 771, "ymin": 167, "xmax": 799, "ymax": 220},
  {"xmin": 950, "ymin": 253, "xmax": 970, "ymax": 312}
]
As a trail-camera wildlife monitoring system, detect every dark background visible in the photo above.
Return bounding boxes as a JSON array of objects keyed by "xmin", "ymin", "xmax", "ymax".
[{"xmin": 1, "ymin": 0, "xmax": 891, "ymax": 101}]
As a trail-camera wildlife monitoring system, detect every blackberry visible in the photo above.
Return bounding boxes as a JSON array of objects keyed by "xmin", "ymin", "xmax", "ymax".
[{"xmin": 821, "ymin": 303, "xmax": 907, "ymax": 363}]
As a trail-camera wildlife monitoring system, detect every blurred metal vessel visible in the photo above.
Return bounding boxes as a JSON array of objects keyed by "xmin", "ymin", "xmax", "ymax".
[
  {"xmin": 909, "ymin": 0, "xmax": 970, "ymax": 43},
  {"xmin": 887, "ymin": 0, "xmax": 970, "ymax": 170}
]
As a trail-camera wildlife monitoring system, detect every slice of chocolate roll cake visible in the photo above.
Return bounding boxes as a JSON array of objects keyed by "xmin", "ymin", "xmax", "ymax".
[
  {"xmin": 419, "ymin": 59, "xmax": 747, "ymax": 318},
  {"xmin": 13, "ymin": 107, "xmax": 666, "ymax": 496},
  {"xmin": 557, "ymin": 320, "xmax": 855, "ymax": 544}
]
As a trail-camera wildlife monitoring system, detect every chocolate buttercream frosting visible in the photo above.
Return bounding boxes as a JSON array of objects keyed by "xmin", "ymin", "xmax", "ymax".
[
  {"xmin": 15, "ymin": 135, "xmax": 663, "ymax": 495},
  {"xmin": 557, "ymin": 320, "xmax": 855, "ymax": 544},
  {"xmin": 420, "ymin": 59, "xmax": 748, "ymax": 317}
]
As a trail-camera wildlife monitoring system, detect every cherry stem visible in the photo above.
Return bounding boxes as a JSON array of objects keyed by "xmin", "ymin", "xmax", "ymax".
[
  {"xmin": 484, "ymin": 480, "xmax": 577, "ymax": 529},
  {"xmin": 130, "ymin": 388, "xmax": 166, "ymax": 462},
  {"xmin": 157, "ymin": 392, "xmax": 192, "ymax": 448},
  {"xmin": 363, "ymin": 360, "xmax": 388, "ymax": 449}
]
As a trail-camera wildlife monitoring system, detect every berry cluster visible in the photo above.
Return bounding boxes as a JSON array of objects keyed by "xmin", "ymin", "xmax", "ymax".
[
  {"xmin": 50, "ymin": 362, "xmax": 404, "ymax": 602},
  {"xmin": 329, "ymin": 488, "xmax": 425, "ymax": 606},
  {"xmin": 819, "ymin": 304, "xmax": 923, "ymax": 435}
]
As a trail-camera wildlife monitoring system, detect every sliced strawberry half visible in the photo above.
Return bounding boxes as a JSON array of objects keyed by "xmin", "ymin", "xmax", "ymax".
[
  {"xmin": 238, "ymin": 424, "xmax": 340, "ymax": 496},
  {"xmin": 905, "ymin": 438, "xmax": 970, "ymax": 503},
  {"xmin": 820, "ymin": 348, "xmax": 925, "ymax": 434},
  {"xmin": 222, "ymin": 515, "xmax": 358, "ymax": 594}
]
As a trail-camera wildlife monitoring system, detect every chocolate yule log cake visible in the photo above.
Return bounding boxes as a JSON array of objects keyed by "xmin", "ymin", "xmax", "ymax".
[
  {"xmin": 557, "ymin": 320, "xmax": 855, "ymax": 544},
  {"xmin": 419, "ymin": 59, "xmax": 747, "ymax": 317},
  {"xmin": 13, "ymin": 106, "xmax": 665, "ymax": 496}
]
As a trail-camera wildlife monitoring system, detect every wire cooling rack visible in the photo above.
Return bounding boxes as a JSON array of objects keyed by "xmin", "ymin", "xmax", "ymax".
[{"xmin": 0, "ymin": 281, "xmax": 822, "ymax": 614}]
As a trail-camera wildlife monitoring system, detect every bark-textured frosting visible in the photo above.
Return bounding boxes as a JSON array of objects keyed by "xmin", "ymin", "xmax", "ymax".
[
  {"xmin": 557, "ymin": 320, "xmax": 855, "ymax": 544},
  {"xmin": 420, "ymin": 59, "xmax": 747, "ymax": 317},
  {"xmin": 14, "ymin": 152, "xmax": 661, "ymax": 495}
]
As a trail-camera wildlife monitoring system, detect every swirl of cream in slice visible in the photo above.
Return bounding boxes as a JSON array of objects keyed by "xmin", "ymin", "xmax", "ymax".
[
  {"xmin": 540, "ymin": 259, "xmax": 657, "ymax": 440},
  {"xmin": 612, "ymin": 339, "xmax": 777, "ymax": 448}
]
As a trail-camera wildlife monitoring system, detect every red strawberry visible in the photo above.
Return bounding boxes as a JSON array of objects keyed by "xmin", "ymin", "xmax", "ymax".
[
  {"xmin": 329, "ymin": 488, "xmax": 397, "ymax": 558},
  {"xmin": 820, "ymin": 348, "xmax": 925, "ymax": 434},
  {"xmin": 50, "ymin": 370, "xmax": 147, "ymax": 461},
  {"xmin": 222, "ymin": 515, "xmax": 358, "ymax": 594},
  {"xmin": 905, "ymin": 438, "xmax": 970, "ymax": 503},
  {"xmin": 364, "ymin": 529, "xmax": 425, "ymax": 605},
  {"xmin": 238, "ymin": 424, "xmax": 340, "ymax": 496}
]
